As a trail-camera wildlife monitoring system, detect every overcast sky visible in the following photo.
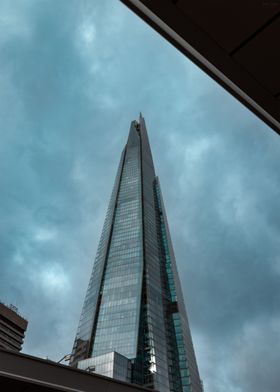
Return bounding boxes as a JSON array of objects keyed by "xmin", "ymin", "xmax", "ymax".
[{"xmin": 1, "ymin": 1, "xmax": 280, "ymax": 391}]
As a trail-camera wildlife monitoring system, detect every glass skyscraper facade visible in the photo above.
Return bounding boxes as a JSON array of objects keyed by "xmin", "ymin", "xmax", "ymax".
[{"xmin": 70, "ymin": 115, "xmax": 202, "ymax": 392}]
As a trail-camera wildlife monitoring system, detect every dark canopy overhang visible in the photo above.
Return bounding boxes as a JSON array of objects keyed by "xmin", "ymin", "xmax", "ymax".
[{"xmin": 121, "ymin": 0, "xmax": 280, "ymax": 135}]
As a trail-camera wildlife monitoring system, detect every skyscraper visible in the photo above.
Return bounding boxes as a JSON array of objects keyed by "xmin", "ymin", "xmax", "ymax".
[{"xmin": 70, "ymin": 115, "xmax": 202, "ymax": 392}]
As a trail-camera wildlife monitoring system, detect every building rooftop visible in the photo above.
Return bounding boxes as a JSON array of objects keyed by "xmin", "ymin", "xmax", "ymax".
[
  {"xmin": 0, "ymin": 302, "xmax": 28, "ymax": 331},
  {"xmin": 0, "ymin": 302, "xmax": 28, "ymax": 352},
  {"xmin": 0, "ymin": 348, "xmax": 157, "ymax": 392}
]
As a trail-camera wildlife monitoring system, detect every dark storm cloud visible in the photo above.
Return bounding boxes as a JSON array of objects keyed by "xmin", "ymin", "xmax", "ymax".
[
  {"xmin": 0, "ymin": 1, "xmax": 279, "ymax": 391},
  {"xmin": 160, "ymin": 92, "xmax": 280, "ymax": 391}
]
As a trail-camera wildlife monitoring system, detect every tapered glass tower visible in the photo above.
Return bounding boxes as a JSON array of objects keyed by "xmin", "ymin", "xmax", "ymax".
[{"xmin": 70, "ymin": 115, "xmax": 202, "ymax": 392}]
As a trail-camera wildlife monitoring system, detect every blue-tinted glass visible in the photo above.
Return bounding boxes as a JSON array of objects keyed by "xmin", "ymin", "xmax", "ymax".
[{"xmin": 70, "ymin": 117, "xmax": 202, "ymax": 392}]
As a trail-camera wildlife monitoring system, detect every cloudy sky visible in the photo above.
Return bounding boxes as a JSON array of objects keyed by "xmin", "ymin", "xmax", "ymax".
[{"xmin": 1, "ymin": 1, "xmax": 280, "ymax": 391}]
